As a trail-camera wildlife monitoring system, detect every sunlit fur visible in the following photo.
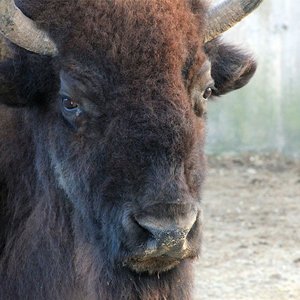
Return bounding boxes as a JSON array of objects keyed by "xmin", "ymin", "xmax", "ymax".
[{"xmin": 0, "ymin": 1, "xmax": 256, "ymax": 299}]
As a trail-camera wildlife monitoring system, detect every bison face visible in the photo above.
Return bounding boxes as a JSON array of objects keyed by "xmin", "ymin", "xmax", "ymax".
[
  {"xmin": 40, "ymin": 54, "xmax": 207, "ymax": 274},
  {"xmin": 0, "ymin": 0, "xmax": 258, "ymax": 275}
]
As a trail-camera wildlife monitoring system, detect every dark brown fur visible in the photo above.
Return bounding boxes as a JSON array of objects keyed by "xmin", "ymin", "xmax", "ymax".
[{"xmin": 0, "ymin": 1, "xmax": 256, "ymax": 299}]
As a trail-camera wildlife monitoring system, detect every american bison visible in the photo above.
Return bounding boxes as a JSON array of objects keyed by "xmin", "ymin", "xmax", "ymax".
[{"xmin": 0, "ymin": 0, "xmax": 263, "ymax": 299}]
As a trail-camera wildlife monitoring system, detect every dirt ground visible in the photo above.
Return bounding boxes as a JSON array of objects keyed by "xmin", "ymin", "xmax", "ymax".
[{"xmin": 194, "ymin": 154, "xmax": 300, "ymax": 300}]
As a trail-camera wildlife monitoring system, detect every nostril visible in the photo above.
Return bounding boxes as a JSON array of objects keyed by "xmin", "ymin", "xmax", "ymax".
[
  {"xmin": 131, "ymin": 216, "xmax": 155, "ymax": 242},
  {"xmin": 124, "ymin": 210, "xmax": 199, "ymax": 254},
  {"xmin": 134, "ymin": 217, "xmax": 193, "ymax": 249},
  {"xmin": 186, "ymin": 213, "xmax": 200, "ymax": 242}
]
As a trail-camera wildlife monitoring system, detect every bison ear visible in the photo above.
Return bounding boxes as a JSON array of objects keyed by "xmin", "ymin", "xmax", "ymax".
[{"xmin": 205, "ymin": 40, "xmax": 257, "ymax": 96}]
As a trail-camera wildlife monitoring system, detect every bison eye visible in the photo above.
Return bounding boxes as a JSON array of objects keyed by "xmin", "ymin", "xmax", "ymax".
[
  {"xmin": 60, "ymin": 95, "xmax": 83, "ymax": 128},
  {"xmin": 203, "ymin": 87, "xmax": 212, "ymax": 100},
  {"xmin": 62, "ymin": 96, "xmax": 78, "ymax": 111}
]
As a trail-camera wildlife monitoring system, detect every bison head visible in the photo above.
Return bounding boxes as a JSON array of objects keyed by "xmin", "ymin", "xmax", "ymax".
[{"xmin": 0, "ymin": 0, "xmax": 261, "ymax": 275}]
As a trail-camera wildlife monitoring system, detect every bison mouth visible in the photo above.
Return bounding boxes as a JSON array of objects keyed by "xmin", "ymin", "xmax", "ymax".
[{"xmin": 122, "ymin": 245, "xmax": 198, "ymax": 274}]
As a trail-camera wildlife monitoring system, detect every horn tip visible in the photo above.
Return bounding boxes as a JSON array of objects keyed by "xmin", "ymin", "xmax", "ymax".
[{"xmin": 241, "ymin": 0, "xmax": 264, "ymax": 14}]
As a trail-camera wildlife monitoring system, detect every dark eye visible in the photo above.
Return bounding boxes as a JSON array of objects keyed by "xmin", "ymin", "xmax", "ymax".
[
  {"xmin": 203, "ymin": 87, "xmax": 212, "ymax": 100},
  {"xmin": 62, "ymin": 96, "xmax": 78, "ymax": 111},
  {"xmin": 60, "ymin": 95, "xmax": 83, "ymax": 129}
]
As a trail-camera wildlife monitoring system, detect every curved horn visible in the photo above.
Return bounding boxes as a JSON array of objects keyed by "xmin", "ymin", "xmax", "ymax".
[
  {"xmin": 0, "ymin": 0, "xmax": 57, "ymax": 56},
  {"xmin": 204, "ymin": 0, "xmax": 264, "ymax": 43}
]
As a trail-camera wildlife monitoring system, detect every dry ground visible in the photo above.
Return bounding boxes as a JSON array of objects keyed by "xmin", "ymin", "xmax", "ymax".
[{"xmin": 194, "ymin": 154, "xmax": 300, "ymax": 300}]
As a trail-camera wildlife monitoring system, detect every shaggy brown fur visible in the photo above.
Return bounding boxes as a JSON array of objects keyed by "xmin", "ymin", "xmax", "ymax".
[{"xmin": 0, "ymin": 1, "xmax": 256, "ymax": 299}]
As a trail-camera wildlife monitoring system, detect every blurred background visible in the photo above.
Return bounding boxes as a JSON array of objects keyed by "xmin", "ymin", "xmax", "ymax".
[
  {"xmin": 207, "ymin": 0, "xmax": 300, "ymax": 158},
  {"xmin": 196, "ymin": 1, "xmax": 300, "ymax": 299}
]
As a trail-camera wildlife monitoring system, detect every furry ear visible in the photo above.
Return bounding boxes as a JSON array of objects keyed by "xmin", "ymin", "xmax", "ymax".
[
  {"xmin": 205, "ymin": 39, "xmax": 257, "ymax": 96},
  {"xmin": 0, "ymin": 47, "xmax": 57, "ymax": 107}
]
